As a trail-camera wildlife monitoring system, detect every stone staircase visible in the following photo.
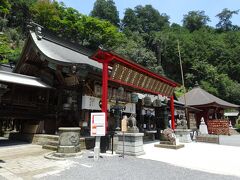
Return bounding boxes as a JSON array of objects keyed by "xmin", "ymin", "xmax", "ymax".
[
  {"xmin": 32, "ymin": 134, "xmax": 59, "ymax": 151},
  {"xmin": 1, "ymin": 133, "xmax": 95, "ymax": 150},
  {"xmin": 39, "ymin": 135, "xmax": 95, "ymax": 151},
  {"xmin": 42, "ymin": 140, "xmax": 59, "ymax": 151}
]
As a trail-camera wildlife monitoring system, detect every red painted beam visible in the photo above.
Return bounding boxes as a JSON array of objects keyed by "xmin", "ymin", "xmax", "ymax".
[
  {"xmin": 170, "ymin": 96, "xmax": 175, "ymax": 130},
  {"xmin": 102, "ymin": 61, "xmax": 109, "ymax": 131},
  {"xmin": 112, "ymin": 55, "xmax": 177, "ymax": 87},
  {"xmin": 109, "ymin": 78, "xmax": 170, "ymax": 97},
  {"xmin": 91, "ymin": 50, "xmax": 179, "ymax": 87},
  {"xmin": 91, "ymin": 51, "xmax": 113, "ymax": 132}
]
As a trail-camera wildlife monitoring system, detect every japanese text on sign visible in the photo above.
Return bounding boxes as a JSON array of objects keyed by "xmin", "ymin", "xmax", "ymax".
[{"xmin": 91, "ymin": 112, "xmax": 106, "ymax": 136}]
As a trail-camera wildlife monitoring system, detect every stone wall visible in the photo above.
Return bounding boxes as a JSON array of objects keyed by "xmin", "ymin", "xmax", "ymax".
[{"xmin": 196, "ymin": 135, "xmax": 219, "ymax": 144}]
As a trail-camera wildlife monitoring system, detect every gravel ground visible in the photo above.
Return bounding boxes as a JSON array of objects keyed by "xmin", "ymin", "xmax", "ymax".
[
  {"xmin": 37, "ymin": 150, "xmax": 240, "ymax": 180},
  {"xmin": 219, "ymin": 135, "xmax": 240, "ymax": 146},
  {"xmin": 0, "ymin": 175, "xmax": 7, "ymax": 180}
]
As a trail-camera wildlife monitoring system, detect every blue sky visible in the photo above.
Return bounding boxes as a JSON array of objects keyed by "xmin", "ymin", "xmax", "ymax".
[{"xmin": 59, "ymin": 0, "xmax": 240, "ymax": 27}]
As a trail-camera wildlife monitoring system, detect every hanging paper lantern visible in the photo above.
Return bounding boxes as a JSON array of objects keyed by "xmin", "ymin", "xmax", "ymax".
[
  {"xmin": 117, "ymin": 87, "xmax": 124, "ymax": 97},
  {"xmin": 131, "ymin": 93, "xmax": 139, "ymax": 103},
  {"xmin": 153, "ymin": 99, "xmax": 162, "ymax": 107},
  {"xmin": 144, "ymin": 96, "xmax": 152, "ymax": 106}
]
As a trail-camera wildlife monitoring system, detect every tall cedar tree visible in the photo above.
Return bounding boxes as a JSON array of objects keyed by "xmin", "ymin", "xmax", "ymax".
[{"xmin": 90, "ymin": 0, "xmax": 119, "ymax": 27}]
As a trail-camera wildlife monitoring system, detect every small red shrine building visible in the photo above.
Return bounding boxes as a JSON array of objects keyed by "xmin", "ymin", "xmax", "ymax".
[{"xmin": 179, "ymin": 86, "xmax": 239, "ymax": 133}]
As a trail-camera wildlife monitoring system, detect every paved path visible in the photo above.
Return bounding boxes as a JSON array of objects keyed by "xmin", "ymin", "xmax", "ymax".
[
  {"xmin": 219, "ymin": 135, "xmax": 240, "ymax": 147},
  {"xmin": 35, "ymin": 150, "xmax": 239, "ymax": 180},
  {"xmin": 0, "ymin": 142, "xmax": 76, "ymax": 180},
  {"xmin": 0, "ymin": 140, "xmax": 240, "ymax": 180},
  {"xmin": 139, "ymin": 141, "xmax": 240, "ymax": 177}
]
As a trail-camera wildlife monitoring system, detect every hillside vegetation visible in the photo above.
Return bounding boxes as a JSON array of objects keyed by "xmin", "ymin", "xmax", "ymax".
[{"xmin": 1, "ymin": 0, "xmax": 240, "ymax": 104}]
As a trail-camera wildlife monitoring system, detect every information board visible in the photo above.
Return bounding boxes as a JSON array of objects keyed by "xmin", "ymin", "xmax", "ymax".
[
  {"xmin": 207, "ymin": 119, "xmax": 229, "ymax": 135},
  {"xmin": 91, "ymin": 112, "xmax": 106, "ymax": 136}
]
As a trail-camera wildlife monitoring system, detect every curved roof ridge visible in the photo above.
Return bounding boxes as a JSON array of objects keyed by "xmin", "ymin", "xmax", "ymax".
[
  {"xmin": 179, "ymin": 86, "xmax": 239, "ymax": 108},
  {"xmin": 196, "ymin": 86, "xmax": 212, "ymax": 102},
  {"xmin": 29, "ymin": 31, "xmax": 102, "ymax": 68}
]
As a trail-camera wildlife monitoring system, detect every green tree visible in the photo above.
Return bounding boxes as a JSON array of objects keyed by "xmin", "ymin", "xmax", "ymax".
[
  {"xmin": 0, "ymin": 0, "xmax": 11, "ymax": 31},
  {"xmin": 90, "ymin": 0, "xmax": 119, "ymax": 26},
  {"xmin": 31, "ymin": 1, "xmax": 123, "ymax": 49},
  {"xmin": 7, "ymin": 0, "xmax": 37, "ymax": 34},
  {"xmin": 121, "ymin": 4, "xmax": 170, "ymax": 74},
  {"xmin": 0, "ymin": 32, "xmax": 23, "ymax": 63},
  {"xmin": 216, "ymin": 8, "xmax": 239, "ymax": 31},
  {"xmin": 0, "ymin": 0, "xmax": 11, "ymax": 18},
  {"xmin": 0, "ymin": 34, "xmax": 11, "ymax": 63},
  {"xmin": 122, "ymin": 5, "xmax": 169, "ymax": 33},
  {"xmin": 31, "ymin": 0, "xmax": 60, "ymax": 29},
  {"xmin": 120, "ymin": 8, "xmax": 137, "ymax": 33},
  {"xmin": 147, "ymin": 31, "xmax": 169, "ymax": 68},
  {"xmin": 114, "ymin": 32, "xmax": 164, "ymax": 75},
  {"xmin": 76, "ymin": 15, "xmax": 124, "ymax": 49},
  {"xmin": 182, "ymin": 11, "xmax": 210, "ymax": 32},
  {"xmin": 175, "ymin": 86, "xmax": 186, "ymax": 98}
]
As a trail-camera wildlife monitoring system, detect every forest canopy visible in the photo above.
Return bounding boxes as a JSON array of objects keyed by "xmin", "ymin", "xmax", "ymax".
[{"xmin": 0, "ymin": 0, "xmax": 240, "ymax": 104}]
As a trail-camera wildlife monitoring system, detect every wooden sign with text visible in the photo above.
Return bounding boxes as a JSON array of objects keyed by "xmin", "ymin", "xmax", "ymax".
[
  {"xmin": 207, "ymin": 119, "xmax": 229, "ymax": 135},
  {"xmin": 121, "ymin": 117, "xmax": 128, "ymax": 132}
]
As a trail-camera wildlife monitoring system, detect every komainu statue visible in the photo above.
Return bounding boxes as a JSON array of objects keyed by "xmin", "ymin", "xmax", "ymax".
[
  {"xmin": 162, "ymin": 128, "xmax": 176, "ymax": 144},
  {"xmin": 127, "ymin": 114, "xmax": 139, "ymax": 133}
]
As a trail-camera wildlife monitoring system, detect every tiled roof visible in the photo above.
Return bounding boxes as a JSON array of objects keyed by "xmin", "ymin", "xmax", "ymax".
[{"xmin": 179, "ymin": 87, "xmax": 239, "ymax": 108}]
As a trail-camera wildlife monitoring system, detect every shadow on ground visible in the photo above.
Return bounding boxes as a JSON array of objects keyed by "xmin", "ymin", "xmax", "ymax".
[
  {"xmin": 0, "ymin": 138, "xmax": 29, "ymax": 147},
  {"xmin": 143, "ymin": 140, "xmax": 159, "ymax": 145}
]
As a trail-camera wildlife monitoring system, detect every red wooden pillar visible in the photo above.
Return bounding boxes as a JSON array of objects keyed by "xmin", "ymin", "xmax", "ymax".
[
  {"xmin": 170, "ymin": 96, "xmax": 175, "ymax": 130},
  {"xmin": 102, "ymin": 61, "xmax": 109, "ymax": 131}
]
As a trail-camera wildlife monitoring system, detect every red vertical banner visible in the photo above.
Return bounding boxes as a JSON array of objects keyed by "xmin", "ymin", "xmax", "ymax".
[
  {"xmin": 170, "ymin": 96, "xmax": 175, "ymax": 130},
  {"xmin": 102, "ymin": 61, "xmax": 109, "ymax": 131}
]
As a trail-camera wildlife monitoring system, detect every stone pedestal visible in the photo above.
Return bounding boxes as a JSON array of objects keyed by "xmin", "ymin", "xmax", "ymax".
[
  {"xmin": 116, "ymin": 132, "xmax": 145, "ymax": 156},
  {"xmin": 196, "ymin": 134, "xmax": 219, "ymax": 144},
  {"xmin": 174, "ymin": 129, "xmax": 192, "ymax": 143},
  {"xmin": 199, "ymin": 124, "xmax": 208, "ymax": 134},
  {"xmin": 57, "ymin": 127, "xmax": 81, "ymax": 154},
  {"xmin": 154, "ymin": 141, "xmax": 184, "ymax": 149}
]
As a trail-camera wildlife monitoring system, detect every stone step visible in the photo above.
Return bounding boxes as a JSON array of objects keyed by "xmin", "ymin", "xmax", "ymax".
[
  {"xmin": 42, "ymin": 144, "xmax": 58, "ymax": 151},
  {"xmin": 32, "ymin": 134, "xmax": 59, "ymax": 145},
  {"xmin": 46, "ymin": 140, "xmax": 59, "ymax": 146},
  {"xmin": 34, "ymin": 134, "xmax": 59, "ymax": 141},
  {"xmin": 42, "ymin": 139, "xmax": 59, "ymax": 151},
  {"xmin": 41, "ymin": 136, "xmax": 95, "ymax": 151}
]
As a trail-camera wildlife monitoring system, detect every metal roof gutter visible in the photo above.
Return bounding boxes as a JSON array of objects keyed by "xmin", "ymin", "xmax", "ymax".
[{"xmin": 0, "ymin": 70, "xmax": 52, "ymax": 89}]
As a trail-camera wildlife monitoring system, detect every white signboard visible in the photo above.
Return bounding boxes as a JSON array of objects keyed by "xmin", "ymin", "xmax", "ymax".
[
  {"xmin": 82, "ymin": 95, "xmax": 107, "ymax": 110},
  {"xmin": 82, "ymin": 95, "xmax": 136, "ymax": 113},
  {"xmin": 91, "ymin": 112, "xmax": 106, "ymax": 136}
]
